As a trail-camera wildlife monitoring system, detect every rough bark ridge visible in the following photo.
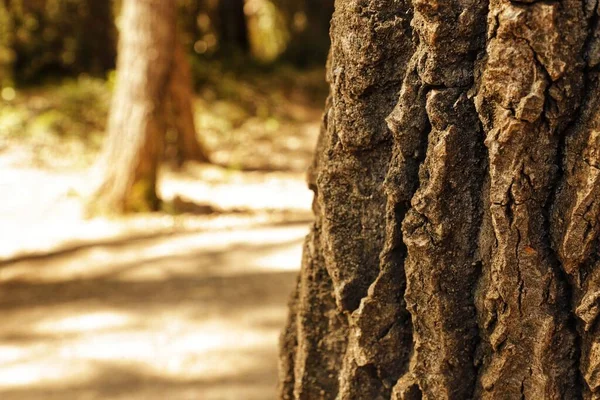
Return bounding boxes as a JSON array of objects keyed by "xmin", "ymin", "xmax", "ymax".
[
  {"xmin": 390, "ymin": 1, "xmax": 487, "ymax": 398},
  {"xmin": 278, "ymin": 103, "xmax": 349, "ymax": 400},
  {"xmin": 474, "ymin": 1, "xmax": 587, "ymax": 398},
  {"xmin": 279, "ymin": 0, "xmax": 600, "ymax": 399}
]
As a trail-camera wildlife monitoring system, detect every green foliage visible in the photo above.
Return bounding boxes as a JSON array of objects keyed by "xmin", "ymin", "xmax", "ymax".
[
  {"xmin": 187, "ymin": 60, "xmax": 327, "ymax": 169},
  {"xmin": 190, "ymin": 57, "xmax": 327, "ymax": 103},
  {"xmin": 177, "ymin": 0, "xmax": 220, "ymax": 58},
  {"xmin": 245, "ymin": 0, "xmax": 290, "ymax": 63},
  {"xmin": 1, "ymin": 55, "xmax": 328, "ymax": 173},
  {"xmin": 0, "ymin": 104, "xmax": 28, "ymax": 138},
  {"xmin": 0, "ymin": 76, "xmax": 110, "ymax": 149},
  {"xmin": 177, "ymin": 0, "xmax": 330, "ymax": 66},
  {"xmin": 282, "ymin": 0, "xmax": 334, "ymax": 66},
  {"xmin": 127, "ymin": 178, "xmax": 160, "ymax": 212}
]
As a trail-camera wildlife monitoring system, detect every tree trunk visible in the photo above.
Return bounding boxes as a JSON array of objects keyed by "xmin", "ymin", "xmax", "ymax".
[
  {"xmin": 279, "ymin": 1, "xmax": 600, "ymax": 399},
  {"xmin": 168, "ymin": 40, "xmax": 211, "ymax": 165},
  {"xmin": 92, "ymin": 0, "xmax": 176, "ymax": 213}
]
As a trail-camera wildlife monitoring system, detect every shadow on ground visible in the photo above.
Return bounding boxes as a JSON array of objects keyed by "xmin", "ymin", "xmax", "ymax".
[{"xmin": 0, "ymin": 223, "xmax": 307, "ymax": 400}]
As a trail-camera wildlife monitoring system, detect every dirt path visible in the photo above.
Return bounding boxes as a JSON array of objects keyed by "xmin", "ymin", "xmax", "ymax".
[
  {"xmin": 0, "ymin": 146, "xmax": 311, "ymax": 399},
  {"xmin": 0, "ymin": 222, "xmax": 306, "ymax": 400}
]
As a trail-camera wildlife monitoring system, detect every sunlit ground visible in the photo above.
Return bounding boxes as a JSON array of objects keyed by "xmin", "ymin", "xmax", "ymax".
[
  {"xmin": 0, "ymin": 134, "xmax": 314, "ymax": 398},
  {"xmin": 0, "ymin": 224, "xmax": 305, "ymax": 399}
]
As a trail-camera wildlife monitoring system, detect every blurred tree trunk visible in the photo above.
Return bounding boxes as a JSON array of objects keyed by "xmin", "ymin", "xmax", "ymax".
[
  {"xmin": 168, "ymin": 40, "xmax": 211, "ymax": 165},
  {"xmin": 217, "ymin": 0, "xmax": 249, "ymax": 55},
  {"xmin": 92, "ymin": 0, "xmax": 176, "ymax": 213},
  {"xmin": 279, "ymin": 0, "xmax": 600, "ymax": 399}
]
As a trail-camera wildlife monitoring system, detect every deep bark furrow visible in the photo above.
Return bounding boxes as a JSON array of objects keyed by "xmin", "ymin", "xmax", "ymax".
[
  {"xmin": 474, "ymin": 1, "xmax": 588, "ymax": 398},
  {"xmin": 383, "ymin": 1, "xmax": 489, "ymax": 398},
  {"xmin": 402, "ymin": 88, "xmax": 485, "ymax": 399},
  {"xmin": 338, "ymin": 202, "xmax": 413, "ymax": 398},
  {"xmin": 551, "ymin": 6, "xmax": 600, "ymax": 277},
  {"xmin": 335, "ymin": 64, "xmax": 423, "ymax": 400},
  {"xmin": 391, "ymin": 370, "xmax": 422, "ymax": 400},
  {"xmin": 552, "ymin": 77, "xmax": 600, "ymax": 278},
  {"xmin": 550, "ymin": 9, "xmax": 600, "ymax": 392},
  {"xmin": 578, "ymin": 262, "xmax": 600, "ymax": 399}
]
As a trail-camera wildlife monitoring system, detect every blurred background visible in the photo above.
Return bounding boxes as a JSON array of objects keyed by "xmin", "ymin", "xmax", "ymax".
[{"xmin": 0, "ymin": 0, "xmax": 333, "ymax": 398}]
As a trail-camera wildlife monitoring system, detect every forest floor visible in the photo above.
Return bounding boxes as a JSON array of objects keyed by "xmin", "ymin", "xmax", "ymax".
[{"xmin": 0, "ymin": 66, "xmax": 323, "ymax": 399}]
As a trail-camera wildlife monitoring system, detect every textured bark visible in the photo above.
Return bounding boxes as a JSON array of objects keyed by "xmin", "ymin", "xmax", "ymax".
[
  {"xmin": 551, "ymin": 10, "xmax": 600, "ymax": 396},
  {"xmin": 92, "ymin": 0, "xmax": 176, "ymax": 213},
  {"xmin": 279, "ymin": 0, "xmax": 600, "ymax": 399},
  {"xmin": 279, "ymin": 102, "xmax": 349, "ymax": 400},
  {"xmin": 474, "ymin": 1, "xmax": 587, "ymax": 398}
]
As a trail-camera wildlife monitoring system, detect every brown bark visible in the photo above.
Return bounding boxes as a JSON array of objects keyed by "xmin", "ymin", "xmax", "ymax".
[
  {"xmin": 92, "ymin": 0, "xmax": 176, "ymax": 213},
  {"xmin": 167, "ymin": 40, "xmax": 211, "ymax": 165},
  {"xmin": 279, "ymin": 0, "xmax": 600, "ymax": 399}
]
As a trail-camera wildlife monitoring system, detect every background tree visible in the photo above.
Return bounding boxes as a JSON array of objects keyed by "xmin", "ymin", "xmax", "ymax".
[
  {"xmin": 92, "ymin": 0, "xmax": 210, "ymax": 213},
  {"xmin": 279, "ymin": 0, "xmax": 600, "ymax": 399},
  {"xmin": 91, "ymin": 0, "xmax": 176, "ymax": 213},
  {"xmin": 77, "ymin": 0, "xmax": 116, "ymax": 75}
]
